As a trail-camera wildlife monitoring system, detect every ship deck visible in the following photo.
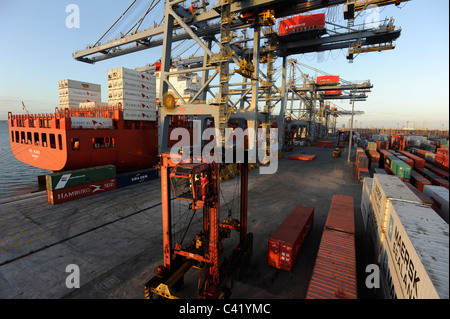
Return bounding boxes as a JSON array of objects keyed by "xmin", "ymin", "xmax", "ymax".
[{"xmin": 0, "ymin": 144, "xmax": 376, "ymax": 299}]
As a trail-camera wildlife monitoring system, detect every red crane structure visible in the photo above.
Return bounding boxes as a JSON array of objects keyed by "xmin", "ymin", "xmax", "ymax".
[{"xmin": 145, "ymin": 151, "xmax": 252, "ymax": 299}]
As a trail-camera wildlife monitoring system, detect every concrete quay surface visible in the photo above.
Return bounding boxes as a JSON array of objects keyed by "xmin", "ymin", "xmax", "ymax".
[{"xmin": 0, "ymin": 145, "xmax": 374, "ymax": 299}]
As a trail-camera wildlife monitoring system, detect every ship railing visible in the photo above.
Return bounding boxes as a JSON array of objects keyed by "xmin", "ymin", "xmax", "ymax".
[
  {"xmin": 8, "ymin": 112, "xmax": 56, "ymax": 129},
  {"xmin": 57, "ymin": 104, "xmax": 123, "ymax": 119}
]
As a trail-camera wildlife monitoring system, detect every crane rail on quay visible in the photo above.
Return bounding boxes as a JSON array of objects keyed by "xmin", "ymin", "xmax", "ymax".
[{"xmin": 71, "ymin": 0, "xmax": 411, "ymax": 299}]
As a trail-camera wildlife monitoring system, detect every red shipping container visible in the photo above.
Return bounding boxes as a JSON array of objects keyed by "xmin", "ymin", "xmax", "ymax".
[
  {"xmin": 268, "ymin": 205, "xmax": 314, "ymax": 272},
  {"xmin": 47, "ymin": 178, "xmax": 117, "ymax": 204},
  {"xmin": 402, "ymin": 181, "xmax": 433, "ymax": 208},
  {"xmin": 432, "ymin": 178, "xmax": 449, "ymax": 190},
  {"xmin": 368, "ymin": 150, "xmax": 380, "ymax": 162},
  {"xmin": 324, "ymin": 90, "xmax": 342, "ymax": 95},
  {"xmin": 289, "ymin": 154, "xmax": 316, "ymax": 161},
  {"xmin": 307, "ymin": 195, "xmax": 356, "ymax": 299},
  {"xmin": 306, "ymin": 229, "xmax": 357, "ymax": 299},
  {"xmin": 325, "ymin": 194, "xmax": 355, "ymax": 234},
  {"xmin": 398, "ymin": 156, "xmax": 414, "ymax": 168},
  {"xmin": 357, "ymin": 154, "xmax": 369, "ymax": 169},
  {"xmin": 410, "ymin": 171, "xmax": 431, "ymax": 192},
  {"xmin": 437, "ymin": 148, "xmax": 449, "ymax": 156},
  {"xmin": 316, "ymin": 75, "xmax": 339, "ymax": 85},
  {"xmin": 425, "ymin": 164, "xmax": 449, "ymax": 180},
  {"xmin": 397, "ymin": 150, "xmax": 425, "ymax": 169},
  {"xmin": 375, "ymin": 141, "xmax": 382, "ymax": 149},
  {"xmin": 279, "ymin": 13, "xmax": 325, "ymax": 36},
  {"xmin": 434, "ymin": 160, "xmax": 449, "ymax": 171},
  {"xmin": 316, "ymin": 140, "xmax": 334, "ymax": 147},
  {"xmin": 415, "ymin": 149, "xmax": 428, "ymax": 158}
]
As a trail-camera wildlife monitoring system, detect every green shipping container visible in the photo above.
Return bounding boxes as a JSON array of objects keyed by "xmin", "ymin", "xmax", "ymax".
[
  {"xmin": 396, "ymin": 161, "xmax": 411, "ymax": 179},
  {"xmin": 390, "ymin": 160, "xmax": 411, "ymax": 179},
  {"xmin": 390, "ymin": 159, "xmax": 400, "ymax": 175},
  {"xmin": 46, "ymin": 165, "xmax": 116, "ymax": 190}
]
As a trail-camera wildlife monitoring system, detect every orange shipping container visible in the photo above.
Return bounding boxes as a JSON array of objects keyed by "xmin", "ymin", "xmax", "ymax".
[{"xmin": 368, "ymin": 150, "xmax": 380, "ymax": 162}]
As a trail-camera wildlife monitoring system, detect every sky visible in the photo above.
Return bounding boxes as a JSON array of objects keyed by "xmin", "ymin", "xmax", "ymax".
[{"xmin": 0, "ymin": 0, "xmax": 448, "ymax": 129}]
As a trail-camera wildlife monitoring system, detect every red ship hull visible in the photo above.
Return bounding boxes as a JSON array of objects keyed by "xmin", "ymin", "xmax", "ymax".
[{"xmin": 8, "ymin": 106, "xmax": 159, "ymax": 172}]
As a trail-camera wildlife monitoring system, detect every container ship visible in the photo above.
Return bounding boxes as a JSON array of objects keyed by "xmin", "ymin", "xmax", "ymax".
[{"xmin": 7, "ymin": 64, "xmax": 201, "ymax": 172}]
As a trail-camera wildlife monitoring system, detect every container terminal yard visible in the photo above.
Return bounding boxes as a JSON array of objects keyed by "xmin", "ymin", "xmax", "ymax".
[{"xmin": 2, "ymin": 0, "xmax": 449, "ymax": 303}]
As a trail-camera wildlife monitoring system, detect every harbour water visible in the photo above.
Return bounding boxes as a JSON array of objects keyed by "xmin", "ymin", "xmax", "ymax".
[{"xmin": 0, "ymin": 121, "xmax": 49, "ymax": 200}]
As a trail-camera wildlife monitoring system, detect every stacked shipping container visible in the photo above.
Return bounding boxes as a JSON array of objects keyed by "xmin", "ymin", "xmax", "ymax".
[
  {"xmin": 107, "ymin": 67, "xmax": 157, "ymax": 121},
  {"xmin": 58, "ymin": 79, "xmax": 102, "ymax": 109},
  {"xmin": 382, "ymin": 201, "xmax": 448, "ymax": 298},
  {"xmin": 435, "ymin": 148, "xmax": 449, "ymax": 169},
  {"xmin": 46, "ymin": 165, "xmax": 117, "ymax": 204},
  {"xmin": 356, "ymin": 147, "xmax": 370, "ymax": 182},
  {"xmin": 365, "ymin": 174, "xmax": 449, "ymax": 298},
  {"xmin": 316, "ymin": 75, "xmax": 342, "ymax": 95}
]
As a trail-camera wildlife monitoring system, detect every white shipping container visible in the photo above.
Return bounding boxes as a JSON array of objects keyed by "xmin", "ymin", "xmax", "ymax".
[
  {"xmin": 371, "ymin": 174, "xmax": 422, "ymax": 231},
  {"xmin": 78, "ymin": 102, "xmax": 108, "ymax": 108},
  {"xmin": 379, "ymin": 243, "xmax": 399, "ymax": 299},
  {"xmin": 107, "ymin": 67, "xmax": 153, "ymax": 82},
  {"xmin": 107, "ymin": 77, "xmax": 156, "ymax": 92},
  {"xmin": 384, "ymin": 200, "xmax": 449, "ymax": 299},
  {"xmin": 70, "ymin": 117, "xmax": 114, "ymax": 129},
  {"xmin": 423, "ymin": 185, "xmax": 449, "ymax": 224},
  {"xmin": 59, "ymin": 95, "xmax": 101, "ymax": 105},
  {"xmin": 58, "ymin": 79, "xmax": 101, "ymax": 92},
  {"xmin": 59, "ymin": 87, "xmax": 101, "ymax": 99},
  {"xmin": 59, "ymin": 103, "xmax": 79, "ymax": 109},
  {"xmin": 122, "ymin": 109, "xmax": 156, "ymax": 121},
  {"xmin": 361, "ymin": 177, "xmax": 373, "ymax": 231},
  {"xmin": 366, "ymin": 204, "xmax": 385, "ymax": 265},
  {"xmin": 109, "ymin": 99, "xmax": 156, "ymax": 112},
  {"xmin": 425, "ymin": 153, "xmax": 436, "ymax": 162},
  {"xmin": 367, "ymin": 142, "xmax": 377, "ymax": 151},
  {"xmin": 108, "ymin": 88, "xmax": 155, "ymax": 103}
]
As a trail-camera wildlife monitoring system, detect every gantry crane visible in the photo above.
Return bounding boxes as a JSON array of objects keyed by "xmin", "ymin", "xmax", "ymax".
[
  {"xmin": 72, "ymin": 0, "xmax": 407, "ymax": 299},
  {"xmin": 144, "ymin": 152, "xmax": 252, "ymax": 299},
  {"xmin": 284, "ymin": 59, "xmax": 370, "ymax": 140}
]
